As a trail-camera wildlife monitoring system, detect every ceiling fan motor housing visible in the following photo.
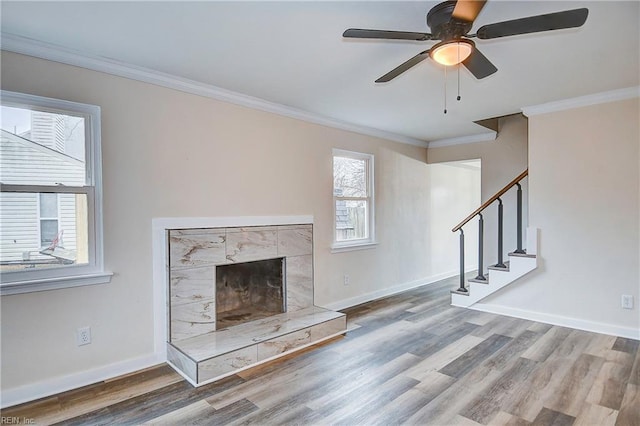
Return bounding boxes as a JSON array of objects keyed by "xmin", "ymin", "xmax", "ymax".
[{"xmin": 427, "ymin": 1, "xmax": 473, "ymax": 40}]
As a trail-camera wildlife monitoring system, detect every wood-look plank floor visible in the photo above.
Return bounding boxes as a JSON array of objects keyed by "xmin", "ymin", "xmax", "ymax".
[{"xmin": 3, "ymin": 276, "xmax": 639, "ymax": 425}]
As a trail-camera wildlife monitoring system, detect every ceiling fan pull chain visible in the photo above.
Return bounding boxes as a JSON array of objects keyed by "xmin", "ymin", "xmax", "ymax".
[
  {"xmin": 443, "ymin": 66, "xmax": 447, "ymax": 114},
  {"xmin": 457, "ymin": 49, "xmax": 461, "ymax": 101}
]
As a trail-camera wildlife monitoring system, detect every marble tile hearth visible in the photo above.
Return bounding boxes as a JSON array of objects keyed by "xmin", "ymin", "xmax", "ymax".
[
  {"xmin": 168, "ymin": 306, "xmax": 345, "ymax": 385},
  {"xmin": 164, "ymin": 221, "xmax": 347, "ymax": 386}
]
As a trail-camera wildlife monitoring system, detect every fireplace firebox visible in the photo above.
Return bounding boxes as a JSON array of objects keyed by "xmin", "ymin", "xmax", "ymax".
[{"xmin": 215, "ymin": 257, "xmax": 285, "ymax": 328}]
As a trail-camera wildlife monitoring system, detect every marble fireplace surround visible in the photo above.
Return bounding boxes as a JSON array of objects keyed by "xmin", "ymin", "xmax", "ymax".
[
  {"xmin": 168, "ymin": 222, "xmax": 314, "ymax": 342},
  {"xmin": 152, "ymin": 216, "xmax": 347, "ymax": 387}
]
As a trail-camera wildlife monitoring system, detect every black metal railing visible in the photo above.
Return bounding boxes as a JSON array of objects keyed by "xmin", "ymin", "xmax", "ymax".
[{"xmin": 452, "ymin": 169, "xmax": 528, "ymax": 293}]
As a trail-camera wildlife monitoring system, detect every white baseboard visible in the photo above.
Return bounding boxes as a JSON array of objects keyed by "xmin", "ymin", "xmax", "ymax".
[
  {"xmin": 471, "ymin": 303, "xmax": 640, "ymax": 340},
  {"xmin": 321, "ymin": 269, "xmax": 471, "ymax": 312},
  {"xmin": 1, "ymin": 353, "xmax": 164, "ymax": 409}
]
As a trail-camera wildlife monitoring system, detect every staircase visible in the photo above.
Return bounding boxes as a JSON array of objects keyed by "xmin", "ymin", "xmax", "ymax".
[{"xmin": 450, "ymin": 170, "xmax": 538, "ymax": 307}]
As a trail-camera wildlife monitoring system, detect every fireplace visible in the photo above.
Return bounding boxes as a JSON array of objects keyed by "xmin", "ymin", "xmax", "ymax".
[
  {"xmin": 158, "ymin": 217, "xmax": 347, "ymax": 386},
  {"xmin": 167, "ymin": 223, "xmax": 315, "ymax": 342},
  {"xmin": 215, "ymin": 257, "xmax": 285, "ymax": 328}
]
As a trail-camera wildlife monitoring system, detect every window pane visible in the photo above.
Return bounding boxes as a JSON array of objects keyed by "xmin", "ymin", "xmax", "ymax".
[
  {"xmin": 0, "ymin": 106, "xmax": 86, "ymax": 186},
  {"xmin": 39, "ymin": 193, "xmax": 58, "ymax": 217},
  {"xmin": 335, "ymin": 200, "xmax": 368, "ymax": 241},
  {"xmin": 40, "ymin": 219, "xmax": 58, "ymax": 246},
  {"xmin": 0, "ymin": 192, "xmax": 89, "ymax": 271},
  {"xmin": 333, "ymin": 156, "xmax": 367, "ymax": 197}
]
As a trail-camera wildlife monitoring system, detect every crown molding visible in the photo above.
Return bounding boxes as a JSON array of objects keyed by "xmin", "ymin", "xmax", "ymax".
[
  {"xmin": 0, "ymin": 33, "xmax": 428, "ymax": 148},
  {"xmin": 427, "ymin": 131, "xmax": 497, "ymax": 148},
  {"xmin": 522, "ymin": 86, "xmax": 640, "ymax": 117}
]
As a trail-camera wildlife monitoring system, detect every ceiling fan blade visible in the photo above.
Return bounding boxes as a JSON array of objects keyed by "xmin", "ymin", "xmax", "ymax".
[
  {"xmin": 452, "ymin": 0, "xmax": 487, "ymax": 23},
  {"xmin": 462, "ymin": 47, "xmax": 497, "ymax": 79},
  {"xmin": 375, "ymin": 50, "xmax": 431, "ymax": 83},
  {"xmin": 476, "ymin": 8, "xmax": 588, "ymax": 39},
  {"xmin": 343, "ymin": 28, "xmax": 434, "ymax": 41}
]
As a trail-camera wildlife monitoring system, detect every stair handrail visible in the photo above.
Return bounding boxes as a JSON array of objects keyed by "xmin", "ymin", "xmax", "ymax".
[{"xmin": 452, "ymin": 169, "xmax": 528, "ymax": 233}]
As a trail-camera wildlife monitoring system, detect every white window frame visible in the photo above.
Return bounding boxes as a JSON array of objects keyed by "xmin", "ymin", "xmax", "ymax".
[
  {"xmin": 331, "ymin": 148, "xmax": 377, "ymax": 253},
  {"xmin": 0, "ymin": 90, "xmax": 112, "ymax": 295}
]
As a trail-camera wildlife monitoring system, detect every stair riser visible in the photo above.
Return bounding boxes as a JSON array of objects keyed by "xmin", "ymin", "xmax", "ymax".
[{"xmin": 452, "ymin": 256, "xmax": 537, "ymax": 307}]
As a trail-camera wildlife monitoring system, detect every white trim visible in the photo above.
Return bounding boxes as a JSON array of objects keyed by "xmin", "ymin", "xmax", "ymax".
[
  {"xmin": 152, "ymin": 215, "xmax": 313, "ymax": 230},
  {"xmin": 469, "ymin": 303, "xmax": 640, "ymax": 340},
  {"xmin": 427, "ymin": 131, "xmax": 497, "ymax": 148},
  {"xmin": 321, "ymin": 269, "xmax": 472, "ymax": 311},
  {"xmin": 1, "ymin": 33, "xmax": 428, "ymax": 148},
  {"xmin": 151, "ymin": 215, "xmax": 314, "ymax": 369},
  {"xmin": 0, "ymin": 272, "xmax": 113, "ymax": 296},
  {"xmin": 0, "ymin": 353, "xmax": 163, "ymax": 409},
  {"xmin": 152, "ymin": 221, "xmax": 169, "ymax": 359},
  {"xmin": 526, "ymin": 227, "xmax": 538, "ymax": 256},
  {"xmin": 330, "ymin": 241, "xmax": 378, "ymax": 253},
  {"xmin": 522, "ymin": 86, "xmax": 640, "ymax": 117}
]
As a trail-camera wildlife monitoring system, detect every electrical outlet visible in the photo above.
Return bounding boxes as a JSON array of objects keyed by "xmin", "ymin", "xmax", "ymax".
[
  {"xmin": 621, "ymin": 295, "xmax": 634, "ymax": 310},
  {"xmin": 343, "ymin": 274, "xmax": 350, "ymax": 286},
  {"xmin": 77, "ymin": 327, "xmax": 91, "ymax": 346}
]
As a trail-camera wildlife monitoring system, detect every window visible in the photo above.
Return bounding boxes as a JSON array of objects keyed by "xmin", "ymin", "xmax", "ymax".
[
  {"xmin": 0, "ymin": 90, "xmax": 110, "ymax": 294},
  {"xmin": 39, "ymin": 193, "xmax": 60, "ymax": 248},
  {"xmin": 332, "ymin": 149, "xmax": 375, "ymax": 251}
]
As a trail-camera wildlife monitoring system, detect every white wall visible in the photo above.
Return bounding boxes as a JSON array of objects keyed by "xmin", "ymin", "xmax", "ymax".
[
  {"xmin": 1, "ymin": 51, "xmax": 467, "ymax": 399},
  {"xmin": 482, "ymin": 97, "xmax": 640, "ymax": 336},
  {"xmin": 427, "ymin": 115, "xmax": 529, "ymax": 268},
  {"xmin": 428, "ymin": 162, "xmax": 481, "ymax": 277}
]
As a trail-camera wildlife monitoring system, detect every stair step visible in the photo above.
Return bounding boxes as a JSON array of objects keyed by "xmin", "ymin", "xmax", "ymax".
[
  {"xmin": 509, "ymin": 251, "xmax": 537, "ymax": 258},
  {"xmin": 469, "ymin": 276, "xmax": 489, "ymax": 284},
  {"xmin": 451, "ymin": 228, "xmax": 539, "ymax": 308},
  {"xmin": 454, "ymin": 254, "xmax": 538, "ymax": 302},
  {"xmin": 488, "ymin": 261, "xmax": 510, "ymax": 272}
]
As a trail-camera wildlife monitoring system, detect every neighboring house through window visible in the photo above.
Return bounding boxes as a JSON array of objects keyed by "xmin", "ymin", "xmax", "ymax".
[
  {"xmin": 332, "ymin": 149, "xmax": 376, "ymax": 251},
  {"xmin": 39, "ymin": 192, "xmax": 60, "ymax": 248},
  {"xmin": 0, "ymin": 90, "xmax": 110, "ymax": 294}
]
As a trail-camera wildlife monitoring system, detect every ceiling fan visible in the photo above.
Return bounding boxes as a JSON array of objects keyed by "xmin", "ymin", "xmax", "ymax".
[{"xmin": 343, "ymin": 0, "xmax": 588, "ymax": 83}]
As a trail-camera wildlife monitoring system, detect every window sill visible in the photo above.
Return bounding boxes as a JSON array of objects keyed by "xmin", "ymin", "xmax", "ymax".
[
  {"xmin": 331, "ymin": 241, "xmax": 378, "ymax": 253},
  {"xmin": 0, "ymin": 272, "xmax": 113, "ymax": 296}
]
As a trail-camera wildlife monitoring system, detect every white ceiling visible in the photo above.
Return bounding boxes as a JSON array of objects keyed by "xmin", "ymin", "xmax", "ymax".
[{"xmin": 1, "ymin": 1, "xmax": 638, "ymax": 145}]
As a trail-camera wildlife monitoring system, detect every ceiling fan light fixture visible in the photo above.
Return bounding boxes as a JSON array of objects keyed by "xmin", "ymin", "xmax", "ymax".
[{"xmin": 430, "ymin": 40, "xmax": 474, "ymax": 66}]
